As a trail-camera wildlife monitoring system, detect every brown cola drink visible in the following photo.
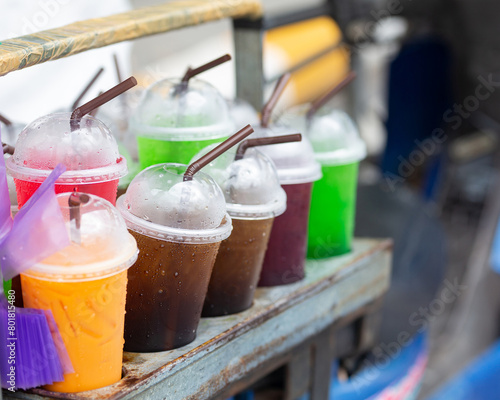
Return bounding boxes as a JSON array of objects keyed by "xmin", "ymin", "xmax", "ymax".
[
  {"xmin": 125, "ymin": 231, "xmax": 220, "ymax": 351},
  {"xmin": 189, "ymin": 147, "xmax": 287, "ymax": 317},
  {"xmin": 117, "ymin": 164, "xmax": 232, "ymax": 352},
  {"xmin": 202, "ymin": 218, "xmax": 274, "ymax": 317}
]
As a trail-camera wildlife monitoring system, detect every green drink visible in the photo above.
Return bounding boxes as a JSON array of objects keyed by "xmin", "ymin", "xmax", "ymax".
[
  {"xmin": 137, "ymin": 135, "xmax": 226, "ymax": 167},
  {"xmin": 305, "ymin": 109, "xmax": 366, "ymax": 258},
  {"xmin": 131, "ymin": 78, "xmax": 233, "ymax": 167},
  {"xmin": 308, "ymin": 162, "xmax": 359, "ymax": 258}
]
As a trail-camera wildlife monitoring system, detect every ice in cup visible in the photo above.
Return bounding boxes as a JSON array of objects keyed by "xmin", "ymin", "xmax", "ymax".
[
  {"xmin": 305, "ymin": 109, "xmax": 366, "ymax": 257},
  {"xmin": 117, "ymin": 164, "xmax": 232, "ymax": 352},
  {"xmin": 254, "ymin": 127, "xmax": 322, "ymax": 286},
  {"xmin": 131, "ymin": 78, "xmax": 234, "ymax": 167},
  {"xmin": 191, "ymin": 146, "xmax": 287, "ymax": 316},
  {"xmin": 6, "ymin": 113, "xmax": 128, "ymax": 208},
  {"xmin": 21, "ymin": 193, "xmax": 138, "ymax": 393}
]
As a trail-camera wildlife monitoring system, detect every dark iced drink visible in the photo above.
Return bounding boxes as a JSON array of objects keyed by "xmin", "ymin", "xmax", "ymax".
[
  {"xmin": 117, "ymin": 164, "xmax": 231, "ymax": 352},
  {"xmin": 203, "ymin": 218, "xmax": 273, "ymax": 316},
  {"xmin": 191, "ymin": 146, "xmax": 287, "ymax": 316},
  {"xmin": 125, "ymin": 232, "xmax": 220, "ymax": 351}
]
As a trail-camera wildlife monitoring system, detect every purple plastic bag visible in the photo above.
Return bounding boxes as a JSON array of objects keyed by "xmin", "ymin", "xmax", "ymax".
[{"xmin": 0, "ymin": 162, "xmax": 70, "ymax": 281}]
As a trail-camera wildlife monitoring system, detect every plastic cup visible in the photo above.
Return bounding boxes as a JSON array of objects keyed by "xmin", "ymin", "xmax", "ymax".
[
  {"xmin": 254, "ymin": 126, "xmax": 322, "ymax": 286},
  {"xmin": 117, "ymin": 164, "xmax": 232, "ymax": 352},
  {"xmin": 20, "ymin": 193, "xmax": 138, "ymax": 393},
  {"xmin": 131, "ymin": 78, "xmax": 234, "ymax": 167},
  {"xmin": 190, "ymin": 146, "xmax": 286, "ymax": 316},
  {"xmin": 6, "ymin": 113, "xmax": 128, "ymax": 208},
  {"xmin": 306, "ymin": 110, "xmax": 366, "ymax": 258}
]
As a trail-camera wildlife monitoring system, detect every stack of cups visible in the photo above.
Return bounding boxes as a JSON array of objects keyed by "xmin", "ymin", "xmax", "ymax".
[
  {"xmin": 254, "ymin": 126, "xmax": 322, "ymax": 286},
  {"xmin": 6, "ymin": 113, "xmax": 128, "ymax": 207},
  {"xmin": 21, "ymin": 193, "xmax": 138, "ymax": 393},
  {"xmin": 131, "ymin": 78, "xmax": 234, "ymax": 167},
  {"xmin": 306, "ymin": 110, "xmax": 366, "ymax": 257},
  {"xmin": 117, "ymin": 164, "xmax": 232, "ymax": 351},
  {"xmin": 191, "ymin": 146, "xmax": 287, "ymax": 316}
]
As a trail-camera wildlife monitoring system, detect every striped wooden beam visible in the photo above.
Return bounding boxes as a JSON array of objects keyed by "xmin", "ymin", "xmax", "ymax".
[{"xmin": 0, "ymin": 0, "xmax": 262, "ymax": 77}]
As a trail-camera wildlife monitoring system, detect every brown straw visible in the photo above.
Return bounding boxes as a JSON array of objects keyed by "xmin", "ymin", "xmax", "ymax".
[
  {"xmin": 89, "ymin": 91, "xmax": 103, "ymax": 117},
  {"xmin": 235, "ymin": 133, "xmax": 302, "ymax": 160},
  {"xmin": 68, "ymin": 192, "xmax": 90, "ymax": 244},
  {"xmin": 184, "ymin": 124, "xmax": 254, "ymax": 181},
  {"xmin": 306, "ymin": 71, "xmax": 357, "ymax": 120},
  {"xmin": 0, "ymin": 114, "xmax": 12, "ymax": 126},
  {"xmin": 181, "ymin": 54, "xmax": 232, "ymax": 83},
  {"xmin": 113, "ymin": 54, "xmax": 123, "ymax": 83},
  {"xmin": 261, "ymin": 73, "xmax": 291, "ymax": 128},
  {"xmin": 71, "ymin": 76, "xmax": 137, "ymax": 130},
  {"xmin": 71, "ymin": 67, "xmax": 105, "ymax": 111},
  {"xmin": 2, "ymin": 143, "xmax": 14, "ymax": 155}
]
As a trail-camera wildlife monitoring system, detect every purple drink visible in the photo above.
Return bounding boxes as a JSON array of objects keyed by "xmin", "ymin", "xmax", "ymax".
[
  {"xmin": 254, "ymin": 126, "xmax": 321, "ymax": 287},
  {"xmin": 258, "ymin": 183, "xmax": 312, "ymax": 286}
]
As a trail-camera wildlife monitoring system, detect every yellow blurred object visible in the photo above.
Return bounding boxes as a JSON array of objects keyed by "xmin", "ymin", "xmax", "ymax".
[{"xmin": 264, "ymin": 16, "xmax": 349, "ymax": 109}]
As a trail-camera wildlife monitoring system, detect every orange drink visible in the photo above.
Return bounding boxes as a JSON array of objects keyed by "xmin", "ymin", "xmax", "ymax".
[{"xmin": 21, "ymin": 193, "xmax": 138, "ymax": 393}]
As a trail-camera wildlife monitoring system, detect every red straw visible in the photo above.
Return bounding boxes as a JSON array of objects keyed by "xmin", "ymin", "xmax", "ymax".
[
  {"xmin": 306, "ymin": 71, "xmax": 357, "ymax": 120},
  {"xmin": 235, "ymin": 133, "xmax": 302, "ymax": 160},
  {"xmin": 184, "ymin": 125, "xmax": 254, "ymax": 181},
  {"xmin": 261, "ymin": 73, "xmax": 291, "ymax": 128}
]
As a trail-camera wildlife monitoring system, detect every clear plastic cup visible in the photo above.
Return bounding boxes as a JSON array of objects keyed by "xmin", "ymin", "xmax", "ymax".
[
  {"xmin": 191, "ymin": 146, "xmax": 287, "ymax": 316},
  {"xmin": 305, "ymin": 109, "xmax": 366, "ymax": 258},
  {"xmin": 131, "ymin": 78, "xmax": 234, "ymax": 167},
  {"xmin": 6, "ymin": 113, "xmax": 128, "ymax": 207},
  {"xmin": 253, "ymin": 126, "xmax": 322, "ymax": 286},
  {"xmin": 116, "ymin": 164, "xmax": 232, "ymax": 352},
  {"xmin": 226, "ymin": 98, "xmax": 260, "ymax": 128},
  {"xmin": 21, "ymin": 193, "xmax": 138, "ymax": 393}
]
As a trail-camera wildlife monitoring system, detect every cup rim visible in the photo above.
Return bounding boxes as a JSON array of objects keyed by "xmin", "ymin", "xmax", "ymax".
[
  {"xmin": 21, "ymin": 234, "xmax": 138, "ymax": 282},
  {"xmin": 6, "ymin": 156, "xmax": 128, "ymax": 183}
]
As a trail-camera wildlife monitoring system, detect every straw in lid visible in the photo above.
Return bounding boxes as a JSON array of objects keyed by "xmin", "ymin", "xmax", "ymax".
[
  {"xmin": 6, "ymin": 113, "xmax": 128, "ymax": 183},
  {"xmin": 131, "ymin": 78, "xmax": 234, "ymax": 141},
  {"xmin": 22, "ymin": 193, "xmax": 138, "ymax": 282},
  {"xmin": 252, "ymin": 125, "xmax": 322, "ymax": 185},
  {"xmin": 190, "ymin": 146, "xmax": 287, "ymax": 220},
  {"xmin": 117, "ymin": 164, "xmax": 232, "ymax": 244}
]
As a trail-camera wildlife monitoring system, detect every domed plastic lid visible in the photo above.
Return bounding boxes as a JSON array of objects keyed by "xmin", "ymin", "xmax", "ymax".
[
  {"xmin": 6, "ymin": 112, "xmax": 128, "ymax": 183},
  {"xmin": 253, "ymin": 126, "xmax": 322, "ymax": 185},
  {"xmin": 117, "ymin": 163, "xmax": 232, "ymax": 243},
  {"xmin": 308, "ymin": 109, "xmax": 367, "ymax": 166},
  {"xmin": 23, "ymin": 193, "xmax": 138, "ymax": 282},
  {"xmin": 190, "ymin": 146, "xmax": 287, "ymax": 219},
  {"xmin": 131, "ymin": 78, "xmax": 234, "ymax": 141},
  {"xmin": 226, "ymin": 98, "xmax": 260, "ymax": 128}
]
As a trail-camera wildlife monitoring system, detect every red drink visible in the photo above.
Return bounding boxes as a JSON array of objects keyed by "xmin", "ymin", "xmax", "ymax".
[{"xmin": 15, "ymin": 179, "xmax": 120, "ymax": 208}]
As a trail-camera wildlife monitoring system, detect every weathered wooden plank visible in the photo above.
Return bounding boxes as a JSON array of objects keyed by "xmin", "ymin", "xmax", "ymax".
[
  {"xmin": 4, "ymin": 238, "xmax": 392, "ymax": 400},
  {"xmin": 0, "ymin": 0, "xmax": 263, "ymax": 77}
]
